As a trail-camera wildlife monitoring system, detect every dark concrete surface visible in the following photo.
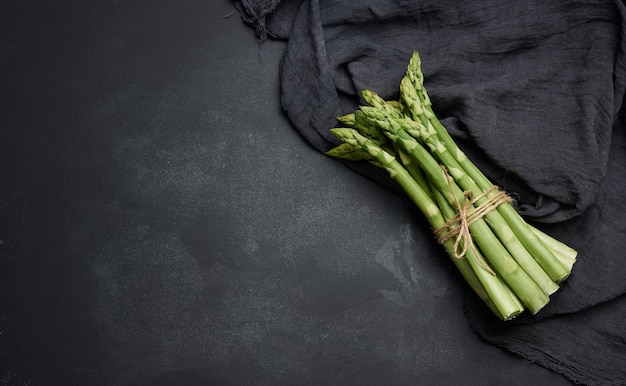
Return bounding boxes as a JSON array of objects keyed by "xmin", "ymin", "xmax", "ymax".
[{"xmin": 0, "ymin": 1, "xmax": 573, "ymax": 385}]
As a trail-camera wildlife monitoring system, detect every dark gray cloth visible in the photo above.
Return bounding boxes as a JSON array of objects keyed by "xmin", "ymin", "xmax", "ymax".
[{"xmin": 234, "ymin": 0, "xmax": 626, "ymax": 384}]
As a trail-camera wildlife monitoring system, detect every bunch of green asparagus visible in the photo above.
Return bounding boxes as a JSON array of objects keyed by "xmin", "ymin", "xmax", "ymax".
[{"xmin": 327, "ymin": 52, "xmax": 577, "ymax": 320}]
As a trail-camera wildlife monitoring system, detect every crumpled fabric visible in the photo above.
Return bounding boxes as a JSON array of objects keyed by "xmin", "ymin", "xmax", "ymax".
[
  {"xmin": 233, "ymin": 0, "xmax": 281, "ymax": 43},
  {"xmin": 233, "ymin": 0, "xmax": 626, "ymax": 384}
]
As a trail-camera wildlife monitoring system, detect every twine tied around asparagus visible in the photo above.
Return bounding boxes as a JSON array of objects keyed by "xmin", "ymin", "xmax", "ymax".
[{"xmin": 434, "ymin": 166, "xmax": 512, "ymax": 274}]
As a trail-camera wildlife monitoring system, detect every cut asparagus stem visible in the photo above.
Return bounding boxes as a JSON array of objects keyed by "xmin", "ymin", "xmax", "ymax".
[{"xmin": 528, "ymin": 224, "xmax": 577, "ymax": 275}]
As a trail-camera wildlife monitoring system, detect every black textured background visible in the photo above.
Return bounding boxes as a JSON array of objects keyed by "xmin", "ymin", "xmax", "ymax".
[{"xmin": 1, "ymin": 1, "xmax": 573, "ymax": 385}]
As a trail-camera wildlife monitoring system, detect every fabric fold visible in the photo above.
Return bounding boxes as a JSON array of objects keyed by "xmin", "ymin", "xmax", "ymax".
[{"xmin": 236, "ymin": 0, "xmax": 626, "ymax": 223}]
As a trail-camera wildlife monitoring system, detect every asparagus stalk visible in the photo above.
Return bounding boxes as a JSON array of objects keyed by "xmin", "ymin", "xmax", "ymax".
[{"xmin": 528, "ymin": 224, "xmax": 577, "ymax": 272}]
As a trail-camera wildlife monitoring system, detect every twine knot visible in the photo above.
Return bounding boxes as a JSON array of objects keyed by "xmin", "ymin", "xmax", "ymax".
[{"xmin": 434, "ymin": 167, "xmax": 512, "ymax": 273}]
